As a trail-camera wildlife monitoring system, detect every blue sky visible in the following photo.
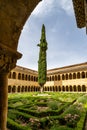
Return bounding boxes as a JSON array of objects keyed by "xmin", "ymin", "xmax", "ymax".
[{"xmin": 17, "ymin": 0, "xmax": 87, "ymax": 70}]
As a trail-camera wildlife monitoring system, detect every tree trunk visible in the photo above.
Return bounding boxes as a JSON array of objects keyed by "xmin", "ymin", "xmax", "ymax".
[{"xmin": 40, "ymin": 87, "xmax": 43, "ymax": 93}]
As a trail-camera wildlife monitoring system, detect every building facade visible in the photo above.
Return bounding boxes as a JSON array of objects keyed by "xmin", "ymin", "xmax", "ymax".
[{"xmin": 8, "ymin": 62, "xmax": 87, "ymax": 93}]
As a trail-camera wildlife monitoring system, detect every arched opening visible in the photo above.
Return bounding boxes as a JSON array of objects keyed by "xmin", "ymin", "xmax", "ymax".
[
  {"xmin": 13, "ymin": 72, "xmax": 16, "ymax": 79},
  {"xmin": 62, "ymin": 74, "xmax": 65, "ymax": 80},
  {"xmin": 52, "ymin": 76, "xmax": 54, "ymax": 81},
  {"xmin": 34, "ymin": 76, "xmax": 36, "ymax": 81},
  {"xmin": 17, "ymin": 86, "xmax": 21, "ymax": 92},
  {"xmin": 55, "ymin": 86, "xmax": 58, "ymax": 91},
  {"xmin": 59, "ymin": 86, "xmax": 61, "ymax": 92},
  {"xmin": 22, "ymin": 74, "xmax": 25, "ymax": 80},
  {"xmin": 86, "ymin": 72, "xmax": 87, "ymax": 78},
  {"xmin": 8, "ymin": 86, "xmax": 12, "ymax": 93},
  {"xmin": 82, "ymin": 85, "xmax": 86, "ymax": 92},
  {"xmin": 28, "ymin": 75, "xmax": 30, "ymax": 81},
  {"xmin": 73, "ymin": 73, "xmax": 76, "ymax": 79},
  {"xmin": 53, "ymin": 86, "xmax": 55, "ymax": 92},
  {"xmin": 66, "ymin": 86, "xmax": 68, "ymax": 91},
  {"xmin": 50, "ymin": 86, "xmax": 52, "ymax": 91},
  {"xmin": 50, "ymin": 76, "xmax": 52, "ymax": 81},
  {"xmin": 58, "ymin": 75, "xmax": 60, "ymax": 80},
  {"xmin": 62, "ymin": 86, "xmax": 65, "ymax": 91},
  {"xmin": 47, "ymin": 77, "xmax": 49, "ymax": 81},
  {"xmin": 25, "ymin": 86, "xmax": 28, "ymax": 92},
  {"xmin": 21, "ymin": 86, "xmax": 25, "ymax": 92},
  {"xmin": 82, "ymin": 72, "xmax": 85, "ymax": 78},
  {"xmin": 28, "ymin": 86, "xmax": 31, "ymax": 92},
  {"xmin": 73, "ymin": 85, "xmax": 77, "ymax": 92},
  {"xmin": 12, "ymin": 86, "xmax": 16, "ymax": 93},
  {"xmin": 31, "ymin": 76, "xmax": 33, "ymax": 81},
  {"xmin": 78, "ymin": 85, "xmax": 81, "ymax": 92},
  {"xmin": 70, "ymin": 85, "xmax": 73, "ymax": 92},
  {"xmin": 66, "ymin": 74, "xmax": 68, "ymax": 80},
  {"xmin": 25, "ymin": 75, "xmax": 28, "ymax": 80},
  {"xmin": 36, "ymin": 77, "xmax": 38, "ymax": 82},
  {"xmin": 55, "ymin": 75, "xmax": 57, "ymax": 81},
  {"xmin": 69, "ymin": 73, "xmax": 72, "ymax": 79},
  {"xmin": 77, "ymin": 72, "xmax": 80, "ymax": 79},
  {"xmin": 18, "ymin": 73, "xmax": 21, "ymax": 80}
]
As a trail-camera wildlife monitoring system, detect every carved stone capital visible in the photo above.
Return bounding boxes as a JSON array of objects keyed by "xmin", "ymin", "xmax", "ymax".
[{"xmin": 0, "ymin": 43, "xmax": 22, "ymax": 73}]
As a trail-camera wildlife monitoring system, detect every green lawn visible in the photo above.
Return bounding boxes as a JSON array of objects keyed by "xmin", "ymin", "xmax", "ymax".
[{"xmin": 7, "ymin": 92, "xmax": 87, "ymax": 130}]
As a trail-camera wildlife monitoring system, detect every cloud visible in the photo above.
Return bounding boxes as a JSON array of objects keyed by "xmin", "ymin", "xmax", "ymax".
[{"xmin": 32, "ymin": 0, "xmax": 73, "ymax": 17}]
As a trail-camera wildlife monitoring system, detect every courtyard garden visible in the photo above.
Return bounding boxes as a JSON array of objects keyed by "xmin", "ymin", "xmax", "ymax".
[{"xmin": 7, "ymin": 92, "xmax": 87, "ymax": 130}]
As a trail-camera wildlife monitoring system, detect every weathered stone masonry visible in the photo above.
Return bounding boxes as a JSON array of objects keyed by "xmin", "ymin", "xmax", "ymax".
[{"xmin": 8, "ymin": 62, "xmax": 87, "ymax": 93}]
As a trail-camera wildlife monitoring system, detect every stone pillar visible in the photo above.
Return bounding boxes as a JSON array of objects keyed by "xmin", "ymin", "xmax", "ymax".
[
  {"xmin": 0, "ymin": 72, "xmax": 8, "ymax": 130},
  {"xmin": 0, "ymin": 43, "xmax": 22, "ymax": 130}
]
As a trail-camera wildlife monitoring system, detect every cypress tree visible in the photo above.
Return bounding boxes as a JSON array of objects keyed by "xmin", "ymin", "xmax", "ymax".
[{"xmin": 37, "ymin": 24, "xmax": 48, "ymax": 92}]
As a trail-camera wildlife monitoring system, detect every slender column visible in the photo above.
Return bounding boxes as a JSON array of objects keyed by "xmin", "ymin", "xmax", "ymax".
[
  {"xmin": 0, "ymin": 73, "xmax": 8, "ymax": 130},
  {"xmin": 0, "ymin": 43, "xmax": 22, "ymax": 130}
]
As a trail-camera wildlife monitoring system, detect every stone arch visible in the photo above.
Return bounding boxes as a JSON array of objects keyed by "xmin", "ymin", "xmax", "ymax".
[
  {"xmin": 21, "ymin": 86, "xmax": 25, "ymax": 92},
  {"xmin": 78, "ymin": 85, "xmax": 81, "ymax": 92},
  {"xmin": 25, "ymin": 86, "xmax": 28, "ymax": 92},
  {"xmin": 47, "ymin": 77, "xmax": 49, "ymax": 81},
  {"xmin": 50, "ymin": 76, "xmax": 52, "ymax": 81},
  {"xmin": 25, "ymin": 75, "xmax": 28, "ymax": 80},
  {"xmin": 0, "ymin": 1, "xmax": 41, "ymax": 129},
  {"xmin": 34, "ymin": 76, "xmax": 36, "ymax": 81},
  {"xmin": 8, "ymin": 85, "xmax": 12, "ymax": 93},
  {"xmin": 62, "ymin": 74, "xmax": 65, "ymax": 80},
  {"xmin": 28, "ymin": 75, "xmax": 30, "ymax": 81},
  {"xmin": 62, "ymin": 86, "xmax": 65, "ymax": 91},
  {"xmin": 18, "ymin": 73, "xmax": 21, "ymax": 80},
  {"xmin": 53, "ymin": 86, "xmax": 55, "ymax": 92},
  {"xmin": 77, "ymin": 72, "xmax": 80, "ymax": 79},
  {"xmin": 69, "ymin": 73, "xmax": 72, "ymax": 79},
  {"xmin": 82, "ymin": 72, "xmax": 85, "ymax": 78},
  {"xmin": 22, "ymin": 74, "xmax": 25, "ymax": 80},
  {"xmin": 70, "ymin": 85, "xmax": 73, "ymax": 92},
  {"xmin": 55, "ymin": 86, "xmax": 58, "ymax": 91},
  {"xmin": 44, "ymin": 87, "xmax": 47, "ymax": 91},
  {"xmin": 55, "ymin": 75, "xmax": 57, "ymax": 81},
  {"xmin": 12, "ymin": 86, "xmax": 16, "ymax": 93},
  {"xmin": 73, "ymin": 73, "xmax": 76, "ymax": 79},
  {"xmin": 36, "ymin": 77, "xmax": 38, "ymax": 82},
  {"xmin": 58, "ymin": 75, "xmax": 60, "ymax": 80},
  {"xmin": 50, "ymin": 86, "xmax": 52, "ymax": 91},
  {"xmin": 86, "ymin": 72, "xmax": 87, "ymax": 78},
  {"xmin": 13, "ymin": 72, "xmax": 16, "ymax": 79},
  {"xmin": 28, "ymin": 86, "xmax": 31, "ymax": 92},
  {"xmin": 52, "ymin": 76, "xmax": 54, "ymax": 81},
  {"xmin": 17, "ymin": 86, "xmax": 21, "ymax": 92},
  {"xmin": 66, "ymin": 86, "xmax": 68, "ymax": 91},
  {"xmin": 31, "ymin": 76, "xmax": 33, "ymax": 81},
  {"xmin": 82, "ymin": 85, "xmax": 86, "ymax": 92},
  {"xmin": 59, "ymin": 86, "xmax": 61, "ymax": 91},
  {"xmin": 73, "ymin": 85, "xmax": 77, "ymax": 92},
  {"xmin": 66, "ymin": 73, "xmax": 68, "ymax": 80}
]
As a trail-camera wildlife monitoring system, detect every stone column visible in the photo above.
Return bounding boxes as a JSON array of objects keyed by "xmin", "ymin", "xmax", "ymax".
[{"xmin": 0, "ymin": 43, "xmax": 22, "ymax": 130}]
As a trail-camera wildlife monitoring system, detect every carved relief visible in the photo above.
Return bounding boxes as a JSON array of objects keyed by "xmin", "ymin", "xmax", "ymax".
[{"xmin": 0, "ymin": 43, "xmax": 22, "ymax": 73}]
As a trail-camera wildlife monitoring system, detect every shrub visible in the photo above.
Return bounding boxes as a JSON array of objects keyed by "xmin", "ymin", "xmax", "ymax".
[
  {"xmin": 7, "ymin": 118, "xmax": 31, "ymax": 130},
  {"xmin": 48, "ymin": 101, "xmax": 58, "ymax": 110}
]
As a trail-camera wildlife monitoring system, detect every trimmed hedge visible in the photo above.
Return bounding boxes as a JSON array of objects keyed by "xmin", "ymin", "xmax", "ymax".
[
  {"xmin": 8, "ymin": 110, "xmax": 34, "ymax": 122},
  {"xmin": 7, "ymin": 118, "xmax": 31, "ymax": 130},
  {"xmin": 75, "ymin": 110, "xmax": 86, "ymax": 130}
]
